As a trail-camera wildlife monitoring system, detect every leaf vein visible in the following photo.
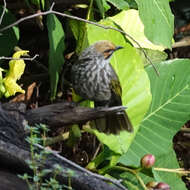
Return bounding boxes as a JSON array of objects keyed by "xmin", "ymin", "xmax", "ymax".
[{"xmin": 144, "ymin": 84, "xmax": 189, "ymax": 121}]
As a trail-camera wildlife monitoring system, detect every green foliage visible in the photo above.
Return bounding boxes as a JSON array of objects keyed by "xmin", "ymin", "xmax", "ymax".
[
  {"xmin": 69, "ymin": 2, "xmax": 188, "ymax": 189},
  {"xmin": 29, "ymin": 0, "xmax": 45, "ymax": 10},
  {"xmin": 152, "ymin": 151, "xmax": 186, "ymax": 190},
  {"xmin": 106, "ymin": 0, "xmax": 129, "ymax": 10},
  {"xmin": 111, "ymin": 9, "xmax": 165, "ymax": 51},
  {"xmin": 95, "ymin": 0, "xmax": 137, "ymax": 17},
  {"xmin": 47, "ymin": 14, "xmax": 65, "ymax": 100},
  {"xmin": 69, "ymin": 20, "xmax": 88, "ymax": 54},
  {"xmin": 88, "ymin": 61, "xmax": 190, "ymax": 190},
  {"xmin": 120, "ymin": 59, "xmax": 190, "ymax": 165},
  {"xmin": 1, "ymin": 0, "xmax": 188, "ymax": 189},
  {"xmin": 0, "ymin": 7, "xmax": 19, "ymax": 60},
  {"xmin": 138, "ymin": 49, "xmax": 168, "ymax": 66},
  {"xmin": 119, "ymin": 59, "xmax": 190, "ymax": 189},
  {"xmin": 135, "ymin": 0, "xmax": 174, "ymax": 49},
  {"xmin": 95, "ymin": 0, "xmax": 110, "ymax": 18},
  {"xmin": 19, "ymin": 124, "xmax": 69, "ymax": 190}
]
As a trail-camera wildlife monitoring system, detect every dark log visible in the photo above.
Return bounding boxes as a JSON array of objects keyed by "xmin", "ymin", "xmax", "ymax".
[
  {"xmin": 25, "ymin": 101, "xmax": 127, "ymax": 127},
  {"xmin": 0, "ymin": 140, "xmax": 123, "ymax": 190},
  {"xmin": 0, "ymin": 170, "xmax": 28, "ymax": 190},
  {"xmin": 0, "ymin": 104, "xmax": 27, "ymax": 148},
  {"xmin": 0, "ymin": 103, "xmax": 127, "ymax": 190}
]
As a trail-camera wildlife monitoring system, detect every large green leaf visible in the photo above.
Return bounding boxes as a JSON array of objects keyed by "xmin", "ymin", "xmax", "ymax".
[
  {"xmin": 119, "ymin": 59, "xmax": 190, "ymax": 189},
  {"xmin": 86, "ymin": 19, "xmax": 152, "ymax": 154},
  {"xmin": 106, "ymin": 0, "xmax": 129, "ymax": 10},
  {"xmin": 47, "ymin": 14, "xmax": 65, "ymax": 100},
  {"xmin": 135, "ymin": 0, "xmax": 174, "ymax": 49},
  {"xmin": 95, "ymin": 0, "xmax": 110, "ymax": 18},
  {"xmin": 125, "ymin": 0, "xmax": 138, "ymax": 9},
  {"xmin": 0, "ymin": 7, "xmax": 19, "ymax": 58},
  {"xmin": 111, "ymin": 10, "xmax": 165, "ymax": 51},
  {"xmin": 69, "ymin": 20, "xmax": 88, "ymax": 54}
]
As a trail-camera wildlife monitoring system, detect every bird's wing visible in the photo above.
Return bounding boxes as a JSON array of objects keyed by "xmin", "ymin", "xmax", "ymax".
[{"xmin": 110, "ymin": 79, "xmax": 122, "ymax": 106}]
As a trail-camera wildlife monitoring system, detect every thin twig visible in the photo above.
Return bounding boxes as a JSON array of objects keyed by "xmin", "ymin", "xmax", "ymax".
[
  {"xmin": 181, "ymin": 127, "xmax": 190, "ymax": 133},
  {"xmin": 91, "ymin": 142, "xmax": 101, "ymax": 161},
  {"xmin": 154, "ymin": 167, "xmax": 190, "ymax": 175},
  {"xmin": 0, "ymin": 0, "xmax": 6, "ymax": 25},
  {"xmin": 0, "ymin": 2, "xmax": 159, "ymax": 76},
  {"xmin": 44, "ymin": 132, "xmax": 69, "ymax": 146},
  {"xmin": 0, "ymin": 54, "xmax": 39, "ymax": 61},
  {"xmin": 35, "ymin": 143, "xmax": 128, "ymax": 190},
  {"xmin": 172, "ymin": 37, "xmax": 190, "ymax": 48}
]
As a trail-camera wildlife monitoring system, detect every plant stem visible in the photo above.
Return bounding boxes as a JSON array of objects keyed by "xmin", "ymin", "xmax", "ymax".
[
  {"xmin": 112, "ymin": 166, "xmax": 148, "ymax": 190},
  {"xmin": 154, "ymin": 167, "xmax": 190, "ymax": 175},
  {"xmin": 45, "ymin": 132, "xmax": 69, "ymax": 146},
  {"xmin": 30, "ymin": 130, "xmax": 39, "ymax": 188},
  {"xmin": 87, "ymin": 0, "xmax": 93, "ymax": 20}
]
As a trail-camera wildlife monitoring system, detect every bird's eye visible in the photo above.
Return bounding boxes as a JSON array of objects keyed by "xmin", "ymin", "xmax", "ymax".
[
  {"xmin": 103, "ymin": 49, "xmax": 114, "ymax": 60},
  {"xmin": 104, "ymin": 49, "xmax": 114, "ymax": 53}
]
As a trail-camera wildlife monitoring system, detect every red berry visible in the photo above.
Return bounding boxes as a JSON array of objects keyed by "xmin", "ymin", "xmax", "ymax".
[
  {"xmin": 155, "ymin": 182, "xmax": 170, "ymax": 190},
  {"xmin": 140, "ymin": 154, "xmax": 155, "ymax": 168}
]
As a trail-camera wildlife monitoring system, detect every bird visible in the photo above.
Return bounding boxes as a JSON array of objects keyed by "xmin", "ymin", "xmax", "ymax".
[{"xmin": 70, "ymin": 40, "xmax": 133, "ymax": 134}]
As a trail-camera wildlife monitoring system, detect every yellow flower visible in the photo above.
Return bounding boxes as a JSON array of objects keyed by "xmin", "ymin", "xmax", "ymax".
[
  {"xmin": 0, "ymin": 68, "xmax": 6, "ymax": 98},
  {"xmin": 3, "ymin": 50, "xmax": 29, "ymax": 98}
]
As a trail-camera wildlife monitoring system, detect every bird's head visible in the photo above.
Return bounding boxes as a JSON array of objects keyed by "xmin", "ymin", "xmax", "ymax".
[
  {"xmin": 79, "ymin": 41, "xmax": 123, "ymax": 66},
  {"xmin": 79, "ymin": 40, "xmax": 123, "ymax": 62},
  {"xmin": 93, "ymin": 40, "xmax": 123, "ymax": 61}
]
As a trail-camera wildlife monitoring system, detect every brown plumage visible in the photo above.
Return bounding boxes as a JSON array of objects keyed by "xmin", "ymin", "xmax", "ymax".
[{"xmin": 71, "ymin": 40, "xmax": 133, "ymax": 134}]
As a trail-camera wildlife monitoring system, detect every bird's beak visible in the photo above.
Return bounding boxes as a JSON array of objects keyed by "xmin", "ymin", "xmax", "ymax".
[{"xmin": 115, "ymin": 46, "xmax": 123, "ymax": 51}]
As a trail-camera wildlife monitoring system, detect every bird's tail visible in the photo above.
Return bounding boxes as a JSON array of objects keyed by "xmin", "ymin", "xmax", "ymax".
[{"xmin": 94, "ymin": 111, "xmax": 133, "ymax": 134}]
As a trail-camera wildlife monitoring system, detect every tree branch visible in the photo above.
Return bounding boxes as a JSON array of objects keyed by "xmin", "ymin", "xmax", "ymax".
[
  {"xmin": 0, "ymin": 54, "xmax": 39, "ymax": 61},
  {"xmin": 0, "ymin": 0, "xmax": 6, "ymax": 25}
]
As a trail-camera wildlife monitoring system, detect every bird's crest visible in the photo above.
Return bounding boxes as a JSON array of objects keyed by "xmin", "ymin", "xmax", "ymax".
[{"xmin": 94, "ymin": 40, "xmax": 116, "ymax": 59}]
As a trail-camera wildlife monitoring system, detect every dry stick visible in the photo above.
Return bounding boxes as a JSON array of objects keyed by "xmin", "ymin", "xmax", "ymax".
[
  {"xmin": 35, "ymin": 143, "xmax": 128, "ymax": 190},
  {"xmin": 0, "ymin": 54, "xmax": 39, "ymax": 61},
  {"xmin": 0, "ymin": 2, "xmax": 159, "ymax": 76},
  {"xmin": 91, "ymin": 142, "xmax": 101, "ymax": 161},
  {"xmin": 0, "ymin": 0, "xmax": 6, "ymax": 25}
]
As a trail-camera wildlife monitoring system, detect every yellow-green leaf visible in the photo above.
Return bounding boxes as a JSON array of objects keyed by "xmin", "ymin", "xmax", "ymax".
[{"xmin": 111, "ymin": 10, "xmax": 165, "ymax": 50}]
